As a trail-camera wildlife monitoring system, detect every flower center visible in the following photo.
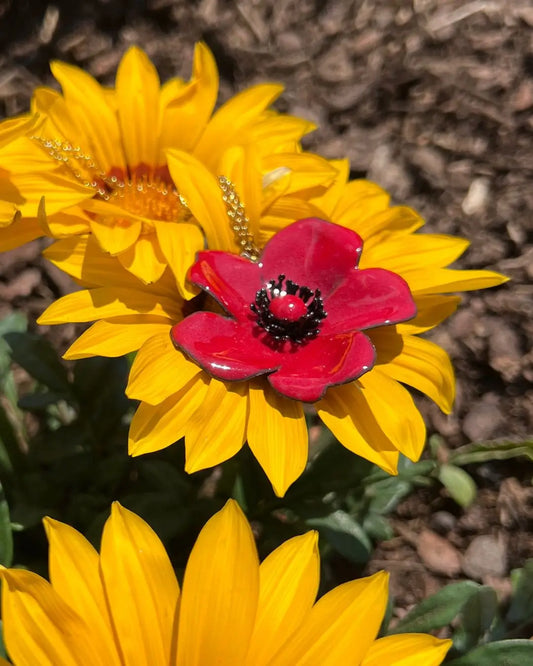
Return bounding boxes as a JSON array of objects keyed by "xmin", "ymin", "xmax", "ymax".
[
  {"xmin": 269, "ymin": 294, "xmax": 308, "ymax": 321},
  {"xmin": 251, "ymin": 274, "xmax": 327, "ymax": 344},
  {"xmin": 101, "ymin": 170, "xmax": 185, "ymax": 230},
  {"xmin": 33, "ymin": 137, "xmax": 188, "ymax": 232}
]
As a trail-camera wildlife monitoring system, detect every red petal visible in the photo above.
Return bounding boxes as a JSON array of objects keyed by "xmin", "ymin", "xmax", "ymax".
[
  {"xmin": 189, "ymin": 251, "xmax": 261, "ymax": 319},
  {"xmin": 171, "ymin": 312, "xmax": 280, "ymax": 381},
  {"xmin": 259, "ymin": 218, "xmax": 364, "ymax": 296},
  {"xmin": 321, "ymin": 268, "xmax": 416, "ymax": 335},
  {"xmin": 268, "ymin": 331, "xmax": 375, "ymax": 402}
]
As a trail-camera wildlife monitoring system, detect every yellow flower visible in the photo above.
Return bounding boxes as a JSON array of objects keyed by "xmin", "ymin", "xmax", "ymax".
[
  {"xmin": 0, "ymin": 43, "xmax": 333, "ymax": 289},
  {"xmin": 39, "ymin": 159, "xmax": 507, "ymax": 496},
  {"xmin": 0, "ymin": 500, "xmax": 451, "ymax": 665}
]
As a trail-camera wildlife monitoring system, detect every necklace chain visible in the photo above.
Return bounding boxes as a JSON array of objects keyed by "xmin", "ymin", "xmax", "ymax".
[{"xmin": 218, "ymin": 176, "xmax": 260, "ymax": 261}]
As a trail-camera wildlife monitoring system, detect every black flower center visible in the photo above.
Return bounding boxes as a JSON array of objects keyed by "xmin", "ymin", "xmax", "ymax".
[{"xmin": 250, "ymin": 274, "xmax": 327, "ymax": 344}]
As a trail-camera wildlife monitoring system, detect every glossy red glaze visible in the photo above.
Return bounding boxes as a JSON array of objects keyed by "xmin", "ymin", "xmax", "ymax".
[
  {"xmin": 320, "ymin": 268, "xmax": 416, "ymax": 335},
  {"xmin": 269, "ymin": 294, "xmax": 308, "ymax": 321},
  {"xmin": 173, "ymin": 218, "xmax": 417, "ymax": 402},
  {"xmin": 171, "ymin": 312, "xmax": 281, "ymax": 381},
  {"xmin": 268, "ymin": 331, "xmax": 376, "ymax": 402}
]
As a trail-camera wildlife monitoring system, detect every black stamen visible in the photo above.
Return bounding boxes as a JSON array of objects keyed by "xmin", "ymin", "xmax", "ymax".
[{"xmin": 250, "ymin": 274, "xmax": 327, "ymax": 345}]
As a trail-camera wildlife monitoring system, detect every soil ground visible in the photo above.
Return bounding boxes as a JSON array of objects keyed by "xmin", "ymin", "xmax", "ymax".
[{"xmin": 0, "ymin": 0, "xmax": 532, "ymax": 614}]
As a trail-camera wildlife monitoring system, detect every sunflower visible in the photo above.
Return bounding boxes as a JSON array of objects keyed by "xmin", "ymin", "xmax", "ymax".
[
  {"xmin": 0, "ymin": 500, "xmax": 451, "ymax": 665},
  {"xmin": 39, "ymin": 159, "xmax": 507, "ymax": 496},
  {"xmin": 0, "ymin": 43, "xmax": 335, "ymax": 289}
]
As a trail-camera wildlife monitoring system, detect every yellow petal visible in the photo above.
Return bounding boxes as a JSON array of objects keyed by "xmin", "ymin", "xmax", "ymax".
[
  {"xmin": 0, "ymin": 113, "xmax": 37, "ymax": 149},
  {"xmin": 361, "ymin": 234, "xmax": 470, "ymax": 273},
  {"xmin": 0, "ymin": 168, "xmax": 91, "ymax": 218},
  {"xmin": 0, "ymin": 569, "xmax": 100, "ymax": 666},
  {"xmin": 159, "ymin": 42, "xmax": 218, "ymax": 155},
  {"xmin": 185, "ymin": 379, "xmax": 247, "ymax": 472},
  {"xmin": 176, "ymin": 500, "xmax": 259, "ymax": 666},
  {"xmin": 31, "ymin": 88, "xmax": 83, "ymax": 157},
  {"xmin": 90, "ymin": 217, "xmax": 142, "ymax": 255},
  {"xmin": 44, "ymin": 235, "xmax": 178, "ymax": 296},
  {"xmin": 82, "ymin": 198, "xmax": 150, "ymax": 225},
  {"xmin": 0, "ymin": 134, "xmax": 59, "ymax": 173},
  {"xmin": 64, "ymin": 318, "xmax": 172, "ymax": 360},
  {"xmin": 354, "ymin": 206, "xmax": 424, "ymax": 245},
  {"xmin": 396, "ymin": 294, "xmax": 460, "ymax": 335},
  {"xmin": 259, "ymin": 197, "xmax": 323, "ymax": 244},
  {"xmin": 44, "ymin": 209, "xmax": 91, "ymax": 237},
  {"xmin": 358, "ymin": 369, "xmax": 426, "ymax": 462},
  {"xmin": 328, "ymin": 177, "xmax": 390, "ymax": 224},
  {"xmin": 251, "ymin": 114, "xmax": 316, "ymax": 145},
  {"xmin": 404, "ymin": 266, "xmax": 509, "ymax": 295},
  {"xmin": 246, "ymin": 531, "xmax": 320, "ymax": 666},
  {"xmin": 100, "ymin": 502, "xmax": 180, "ymax": 666},
  {"xmin": 194, "ymin": 82, "xmax": 284, "ymax": 168},
  {"xmin": 166, "ymin": 149, "xmax": 235, "ymax": 252},
  {"xmin": 262, "ymin": 153, "xmax": 338, "ymax": 198},
  {"xmin": 372, "ymin": 330, "xmax": 455, "ymax": 414},
  {"xmin": 247, "ymin": 381, "xmax": 308, "ymax": 497},
  {"xmin": 43, "ymin": 234, "xmax": 110, "ymax": 282},
  {"xmin": 50, "ymin": 60, "xmax": 124, "ymax": 172},
  {"xmin": 0, "ymin": 216, "xmax": 43, "ymax": 251},
  {"xmin": 115, "ymin": 46, "xmax": 160, "ymax": 169},
  {"xmin": 128, "ymin": 375, "xmax": 209, "ymax": 456},
  {"xmin": 218, "ymin": 145, "xmax": 263, "ymax": 235},
  {"xmin": 38, "ymin": 285, "xmax": 182, "ymax": 325},
  {"xmin": 0, "ymin": 200, "xmax": 18, "ymax": 227},
  {"xmin": 154, "ymin": 220, "xmax": 203, "ymax": 299},
  {"xmin": 43, "ymin": 518, "xmax": 121, "ymax": 665},
  {"xmin": 270, "ymin": 571, "xmax": 389, "ymax": 666},
  {"xmin": 126, "ymin": 333, "xmax": 201, "ymax": 404},
  {"xmin": 308, "ymin": 159, "xmax": 350, "ymax": 217},
  {"xmin": 362, "ymin": 634, "xmax": 452, "ymax": 666},
  {"xmin": 116, "ymin": 233, "xmax": 168, "ymax": 284},
  {"xmin": 317, "ymin": 382, "xmax": 399, "ymax": 474}
]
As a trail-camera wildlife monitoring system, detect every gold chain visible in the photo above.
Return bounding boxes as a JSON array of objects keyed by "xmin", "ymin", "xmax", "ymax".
[{"xmin": 218, "ymin": 176, "xmax": 260, "ymax": 261}]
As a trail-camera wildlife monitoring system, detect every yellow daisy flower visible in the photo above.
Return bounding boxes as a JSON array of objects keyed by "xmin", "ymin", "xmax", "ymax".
[
  {"xmin": 0, "ymin": 500, "xmax": 451, "ymax": 665},
  {"xmin": 0, "ymin": 43, "xmax": 334, "ymax": 289},
  {"xmin": 39, "ymin": 160, "xmax": 507, "ymax": 497}
]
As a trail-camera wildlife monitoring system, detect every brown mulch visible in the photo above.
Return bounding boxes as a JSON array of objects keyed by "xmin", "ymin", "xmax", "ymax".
[{"xmin": 0, "ymin": 0, "xmax": 532, "ymax": 613}]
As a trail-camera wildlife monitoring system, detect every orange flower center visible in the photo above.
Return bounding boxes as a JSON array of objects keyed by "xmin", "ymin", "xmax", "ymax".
[
  {"xmin": 100, "ymin": 169, "xmax": 186, "ymax": 231},
  {"xmin": 33, "ymin": 137, "xmax": 188, "ymax": 232}
]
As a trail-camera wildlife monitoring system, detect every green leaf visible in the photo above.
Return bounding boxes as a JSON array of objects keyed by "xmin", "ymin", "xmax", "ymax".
[
  {"xmin": 293, "ymin": 440, "xmax": 374, "ymax": 496},
  {"xmin": 397, "ymin": 455, "xmax": 437, "ymax": 479},
  {"xmin": 0, "ymin": 312, "xmax": 27, "ymax": 377},
  {"xmin": 391, "ymin": 581, "xmax": 480, "ymax": 633},
  {"xmin": 137, "ymin": 459, "xmax": 190, "ymax": 496},
  {"xmin": 4, "ymin": 331, "xmax": 71, "ymax": 394},
  {"xmin": 73, "ymin": 356, "xmax": 130, "ymax": 436},
  {"xmin": 18, "ymin": 391, "xmax": 67, "ymax": 411},
  {"xmin": 449, "ymin": 440, "xmax": 533, "ymax": 466},
  {"xmin": 507, "ymin": 560, "xmax": 533, "ymax": 625},
  {"xmin": 306, "ymin": 510, "xmax": 372, "ymax": 564},
  {"xmin": 365, "ymin": 477, "xmax": 413, "ymax": 514},
  {"xmin": 362, "ymin": 512, "xmax": 394, "ymax": 541},
  {"xmin": 0, "ymin": 482, "xmax": 13, "ymax": 566},
  {"xmin": 454, "ymin": 586, "xmax": 498, "ymax": 652},
  {"xmin": 447, "ymin": 640, "xmax": 533, "ymax": 665},
  {"xmin": 0, "ymin": 402, "xmax": 21, "ymax": 475},
  {"xmin": 439, "ymin": 464, "xmax": 477, "ymax": 508}
]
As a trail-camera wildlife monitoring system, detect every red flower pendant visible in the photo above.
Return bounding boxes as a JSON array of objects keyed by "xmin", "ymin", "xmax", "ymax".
[{"xmin": 171, "ymin": 218, "xmax": 416, "ymax": 402}]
